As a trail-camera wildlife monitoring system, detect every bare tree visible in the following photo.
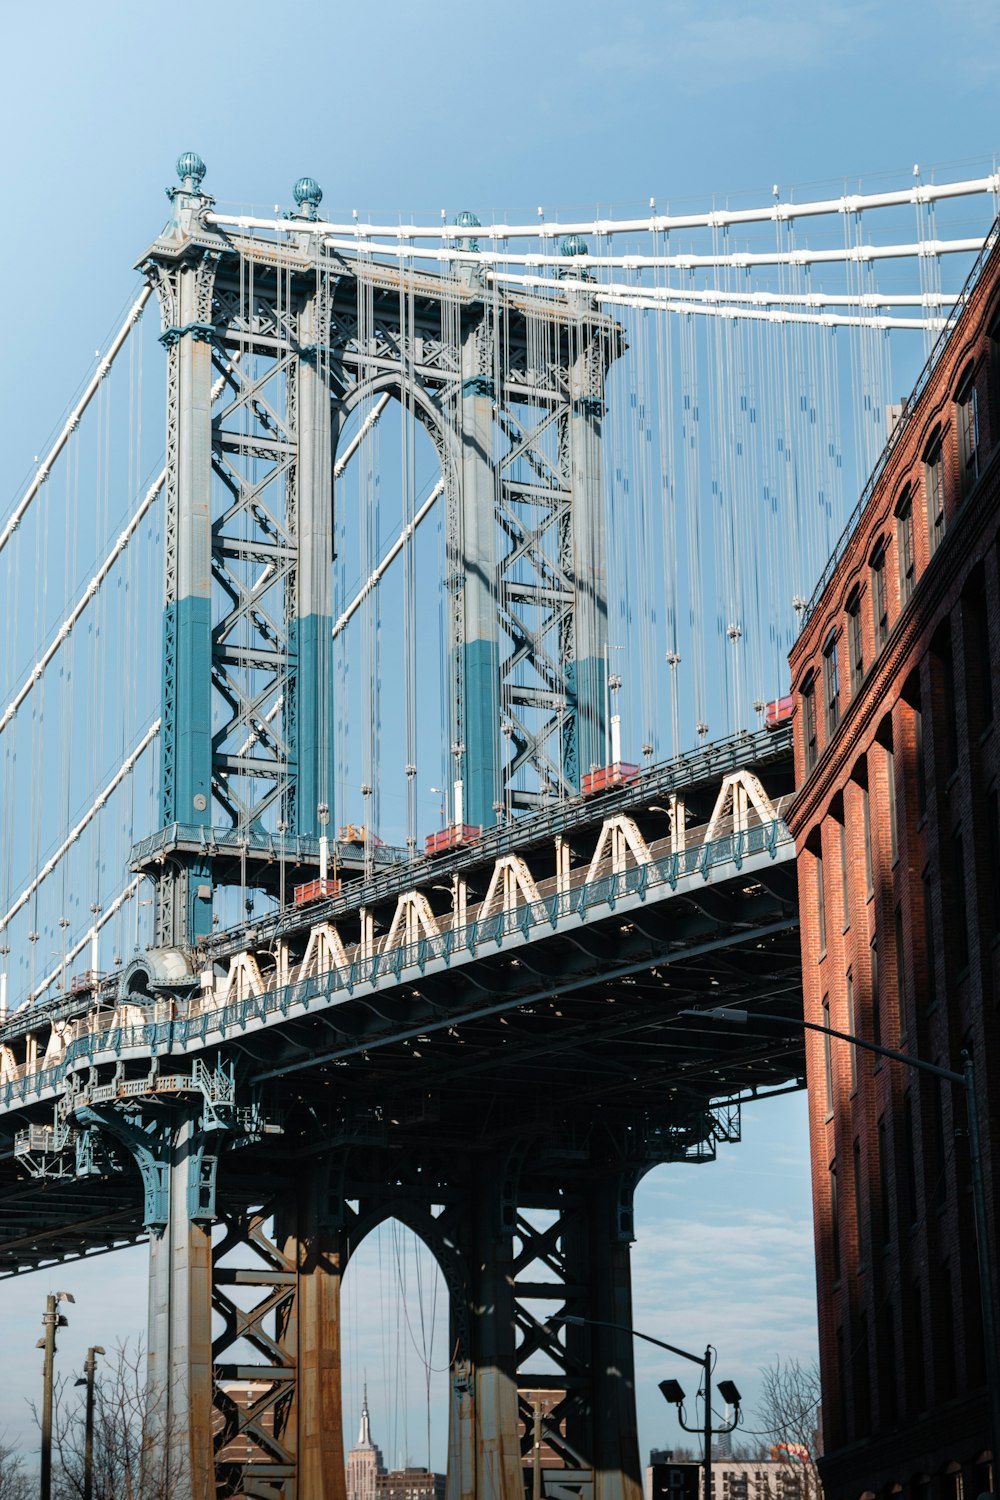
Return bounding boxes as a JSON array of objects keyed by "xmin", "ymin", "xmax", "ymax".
[
  {"xmin": 46, "ymin": 1342, "xmax": 187, "ymax": 1500},
  {"xmin": 749, "ymin": 1356, "xmax": 822, "ymax": 1496},
  {"xmin": 0, "ymin": 1433, "xmax": 32, "ymax": 1500}
]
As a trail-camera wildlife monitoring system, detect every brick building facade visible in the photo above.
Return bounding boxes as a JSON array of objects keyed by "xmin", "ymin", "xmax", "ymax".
[{"xmin": 787, "ymin": 223, "xmax": 1000, "ymax": 1496}]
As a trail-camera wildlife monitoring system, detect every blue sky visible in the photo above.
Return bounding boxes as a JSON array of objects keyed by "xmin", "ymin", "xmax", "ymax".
[{"xmin": 1, "ymin": 0, "xmax": 998, "ymax": 1469}]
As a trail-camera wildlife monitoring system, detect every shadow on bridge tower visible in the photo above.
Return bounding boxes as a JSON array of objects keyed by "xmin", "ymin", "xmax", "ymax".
[
  {"xmin": 133, "ymin": 157, "xmax": 623, "ymax": 953},
  {"xmin": 98, "ymin": 1081, "xmax": 668, "ymax": 1500}
]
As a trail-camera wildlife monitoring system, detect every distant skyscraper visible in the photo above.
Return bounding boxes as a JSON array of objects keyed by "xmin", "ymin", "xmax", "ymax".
[{"xmin": 346, "ymin": 1388, "xmax": 385, "ymax": 1500}]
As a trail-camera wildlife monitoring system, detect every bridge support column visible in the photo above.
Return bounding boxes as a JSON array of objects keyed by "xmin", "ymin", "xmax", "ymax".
[
  {"xmin": 292, "ymin": 280, "xmax": 336, "ymax": 838},
  {"xmin": 562, "ymin": 1174, "xmax": 642, "ymax": 1500},
  {"xmin": 144, "ymin": 1112, "xmax": 215, "ymax": 1500},
  {"xmin": 276, "ymin": 1179, "xmax": 347, "ymax": 1498},
  {"xmin": 456, "ymin": 310, "xmax": 500, "ymax": 830},
  {"xmin": 153, "ymin": 248, "xmax": 220, "ymax": 944},
  {"xmin": 447, "ymin": 1161, "xmax": 524, "ymax": 1500},
  {"xmin": 565, "ymin": 312, "xmax": 609, "ymax": 786}
]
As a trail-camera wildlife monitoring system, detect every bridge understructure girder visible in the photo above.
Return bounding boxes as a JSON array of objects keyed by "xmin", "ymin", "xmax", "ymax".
[
  {"xmin": 140, "ymin": 190, "xmax": 624, "ymax": 946},
  {"xmin": 0, "ymin": 737, "xmax": 804, "ymax": 1499}
]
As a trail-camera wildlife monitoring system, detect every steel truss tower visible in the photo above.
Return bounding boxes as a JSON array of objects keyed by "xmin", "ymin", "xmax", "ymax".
[{"xmin": 136, "ymin": 158, "xmax": 620, "ymax": 948}]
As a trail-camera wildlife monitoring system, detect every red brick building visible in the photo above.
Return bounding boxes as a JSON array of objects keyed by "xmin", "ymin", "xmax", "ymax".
[{"xmin": 788, "ymin": 222, "xmax": 1000, "ymax": 1496}]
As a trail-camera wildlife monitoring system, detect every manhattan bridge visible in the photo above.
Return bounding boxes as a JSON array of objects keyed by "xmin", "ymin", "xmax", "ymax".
[{"xmin": 0, "ymin": 152, "xmax": 997, "ymax": 1497}]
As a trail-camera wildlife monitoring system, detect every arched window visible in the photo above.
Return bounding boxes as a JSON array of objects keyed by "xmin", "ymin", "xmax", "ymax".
[
  {"xmin": 846, "ymin": 584, "xmax": 864, "ymax": 692},
  {"xmin": 823, "ymin": 627, "xmax": 841, "ymax": 735},
  {"xmin": 924, "ymin": 427, "xmax": 945, "ymax": 555},
  {"xmin": 896, "ymin": 487, "xmax": 915, "ymax": 602},
  {"xmin": 801, "ymin": 670, "xmax": 818, "ymax": 773},
  {"xmin": 870, "ymin": 538, "xmax": 889, "ymax": 652},
  {"xmin": 955, "ymin": 362, "xmax": 979, "ymax": 498}
]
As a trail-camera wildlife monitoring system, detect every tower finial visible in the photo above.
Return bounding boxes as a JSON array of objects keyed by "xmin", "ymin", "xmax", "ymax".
[{"xmin": 358, "ymin": 1383, "xmax": 372, "ymax": 1446}]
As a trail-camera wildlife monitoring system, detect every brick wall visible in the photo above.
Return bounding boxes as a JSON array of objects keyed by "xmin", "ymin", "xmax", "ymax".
[{"xmin": 787, "ymin": 231, "xmax": 1000, "ymax": 1498}]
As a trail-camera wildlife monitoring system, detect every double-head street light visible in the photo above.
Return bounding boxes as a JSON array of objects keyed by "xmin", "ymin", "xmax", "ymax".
[
  {"xmin": 682, "ymin": 1005, "xmax": 1000, "ymax": 1480},
  {"xmin": 557, "ymin": 1313, "xmax": 740, "ymax": 1500}
]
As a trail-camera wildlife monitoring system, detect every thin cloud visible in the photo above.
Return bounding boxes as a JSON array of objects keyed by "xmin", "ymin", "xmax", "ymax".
[{"xmin": 576, "ymin": 1, "xmax": 883, "ymax": 83}]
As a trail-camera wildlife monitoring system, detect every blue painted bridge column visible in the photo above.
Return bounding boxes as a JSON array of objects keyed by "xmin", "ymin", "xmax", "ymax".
[
  {"xmin": 292, "ymin": 282, "xmax": 335, "ymax": 839},
  {"xmin": 455, "ymin": 302, "xmax": 500, "ymax": 830},
  {"xmin": 566, "ymin": 299, "xmax": 609, "ymax": 784},
  {"xmin": 159, "ymin": 249, "xmax": 219, "ymax": 944}
]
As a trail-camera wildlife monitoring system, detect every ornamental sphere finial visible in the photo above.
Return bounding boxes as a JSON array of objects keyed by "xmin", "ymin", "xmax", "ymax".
[
  {"xmin": 561, "ymin": 234, "xmax": 588, "ymax": 257},
  {"xmin": 293, "ymin": 176, "xmax": 323, "ymax": 219},
  {"xmin": 455, "ymin": 209, "xmax": 481, "ymax": 253},
  {"xmin": 176, "ymin": 151, "xmax": 207, "ymax": 189}
]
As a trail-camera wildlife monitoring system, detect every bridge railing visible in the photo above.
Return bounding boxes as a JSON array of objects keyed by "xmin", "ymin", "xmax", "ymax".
[
  {"xmin": 201, "ymin": 723, "xmax": 793, "ymax": 963},
  {"xmin": 0, "ymin": 818, "xmax": 794, "ymax": 1109}
]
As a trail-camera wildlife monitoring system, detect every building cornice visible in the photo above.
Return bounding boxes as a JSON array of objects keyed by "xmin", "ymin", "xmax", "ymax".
[{"xmin": 787, "ymin": 448, "xmax": 1000, "ymax": 839}]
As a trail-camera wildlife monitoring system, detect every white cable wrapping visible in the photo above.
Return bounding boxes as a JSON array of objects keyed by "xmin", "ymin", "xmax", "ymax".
[
  {"xmin": 0, "ymin": 288, "xmax": 151, "ymax": 559},
  {"xmin": 211, "ymin": 229, "xmax": 987, "ymax": 277},
  {"xmin": 487, "ymin": 273, "xmax": 945, "ymax": 331},
  {"xmin": 207, "ymin": 172, "xmax": 1000, "ymax": 240}
]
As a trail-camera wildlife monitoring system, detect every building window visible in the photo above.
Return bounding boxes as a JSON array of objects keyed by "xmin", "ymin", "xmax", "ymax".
[
  {"xmin": 846, "ymin": 969, "xmax": 857, "ymax": 1090},
  {"xmin": 938, "ymin": 1261, "xmax": 957, "ymax": 1400},
  {"xmin": 925, "ymin": 432, "xmax": 945, "ymax": 555},
  {"xmin": 897, "ymin": 488, "xmax": 916, "ymax": 601},
  {"xmin": 830, "ymin": 1160, "xmax": 841, "ymax": 1280},
  {"xmin": 878, "ymin": 1115, "xmax": 890, "ymax": 1242},
  {"xmin": 953, "ymin": 828, "xmax": 969, "ymax": 971},
  {"xmin": 840, "ymin": 820, "xmax": 850, "ymax": 929},
  {"xmin": 871, "ymin": 932, "xmax": 881, "ymax": 1048},
  {"xmin": 937, "ymin": 628, "xmax": 960, "ymax": 775},
  {"xmin": 903, "ymin": 1090, "xmax": 917, "ymax": 1225},
  {"xmin": 822, "ymin": 995, "xmax": 834, "ymax": 1115},
  {"xmin": 914, "ymin": 704, "xmax": 927, "ymax": 818},
  {"xmin": 847, "ymin": 585, "xmax": 864, "ymax": 693},
  {"xmin": 817, "ymin": 849, "xmax": 827, "ymax": 957},
  {"xmin": 853, "ymin": 1135, "xmax": 864, "ymax": 1258},
  {"xmin": 965, "ymin": 571, "xmax": 994, "ymax": 730},
  {"xmin": 886, "ymin": 746, "xmax": 898, "ymax": 863},
  {"xmin": 823, "ymin": 628, "xmax": 841, "ymax": 735},
  {"xmin": 870, "ymin": 540, "xmax": 889, "ymax": 651},
  {"xmin": 801, "ymin": 672, "xmax": 817, "ymax": 773},
  {"xmin": 895, "ymin": 902, "xmax": 906, "ymax": 1020},
  {"xmin": 862, "ymin": 783, "xmax": 873, "ymax": 896},
  {"xmin": 988, "ymin": 787, "xmax": 1000, "ymax": 936},
  {"xmin": 922, "ymin": 866, "xmax": 936, "ymax": 1006},
  {"xmin": 911, "ymin": 1284, "xmax": 927, "ymax": 1412},
  {"xmin": 956, "ymin": 367, "xmax": 979, "ymax": 497}
]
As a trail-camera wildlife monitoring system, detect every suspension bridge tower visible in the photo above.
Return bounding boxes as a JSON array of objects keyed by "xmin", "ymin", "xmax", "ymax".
[{"xmin": 134, "ymin": 154, "xmax": 621, "ymax": 955}]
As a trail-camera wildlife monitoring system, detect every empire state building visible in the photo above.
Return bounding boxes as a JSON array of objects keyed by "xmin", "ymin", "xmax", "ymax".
[{"xmin": 346, "ymin": 1389, "xmax": 385, "ymax": 1500}]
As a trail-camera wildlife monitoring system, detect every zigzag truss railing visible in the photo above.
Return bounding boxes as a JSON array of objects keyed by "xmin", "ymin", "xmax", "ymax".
[{"xmin": 0, "ymin": 770, "xmax": 792, "ymax": 1106}]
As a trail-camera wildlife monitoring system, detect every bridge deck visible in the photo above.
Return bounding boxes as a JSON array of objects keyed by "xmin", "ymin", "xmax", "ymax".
[{"xmin": 0, "ymin": 727, "xmax": 804, "ymax": 1276}]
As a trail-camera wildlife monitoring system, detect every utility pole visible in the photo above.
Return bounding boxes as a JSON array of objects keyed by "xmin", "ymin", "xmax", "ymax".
[
  {"xmin": 75, "ymin": 1345, "xmax": 105, "ymax": 1500},
  {"xmin": 531, "ymin": 1399, "xmax": 542, "ymax": 1500},
  {"xmin": 702, "ymin": 1346, "xmax": 712, "ymax": 1500},
  {"xmin": 38, "ymin": 1290, "xmax": 74, "ymax": 1500}
]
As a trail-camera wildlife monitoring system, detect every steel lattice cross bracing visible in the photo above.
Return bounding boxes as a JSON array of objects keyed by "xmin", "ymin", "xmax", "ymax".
[{"xmin": 4, "ymin": 149, "xmax": 1000, "ymax": 1500}]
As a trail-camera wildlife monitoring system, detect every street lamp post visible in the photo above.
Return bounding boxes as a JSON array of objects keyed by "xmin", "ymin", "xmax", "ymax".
[
  {"xmin": 557, "ymin": 1314, "xmax": 739, "ymax": 1500},
  {"xmin": 37, "ymin": 1290, "xmax": 74, "ymax": 1500},
  {"xmin": 74, "ymin": 1345, "xmax": 105, "ymax": 1500},
  {"xmin": 683, "ymin": 1005, "xmax": 1000, "ymax": 1482}
]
